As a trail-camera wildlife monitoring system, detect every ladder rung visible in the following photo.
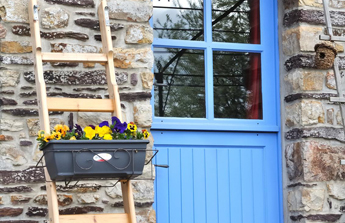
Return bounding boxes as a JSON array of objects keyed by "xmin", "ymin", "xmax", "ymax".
[
  {"xmin": 59, "ymin": 213, "xmax": 129, "ymax": 223},
  {"xmin": 41, "ymin": 53, "xmax": 108, "ymax": 63},
  {"xmin": 330, "ymin": 97, "xmax": 345, "ymax": 103},
  {"xmin": 47, "ymin": 98, "xmax": 114, "ymax": 112}
]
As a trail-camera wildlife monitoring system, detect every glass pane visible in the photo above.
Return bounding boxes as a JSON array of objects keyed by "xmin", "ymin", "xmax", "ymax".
[
  {"xmin": 153, "ymin": 0, "xmax": 204, "ymax": 41},
  {"xmin": 212, "ymin": 0, "xmax": 260, "ymax": 43},
  {"xmin": 154, "ymin": 48, "xmax": 206, "ymax": 118},
  {"xmin": 213, "ymin": 51, "xmax": 262, "ymax": 119}
]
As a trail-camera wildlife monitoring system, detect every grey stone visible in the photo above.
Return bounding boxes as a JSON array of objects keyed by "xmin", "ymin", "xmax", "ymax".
[
  {"xmin": 23, "ymin": 99, "xmax": 37, "ymax": 106},
  {"xmin": 287, "ymin": 188, "xmax": 325, "ymax": 211},
  {"xmin": 328, "ymin": 182, "xmax": 345, "ymax": 200},
  {"xmin": 290, "ymin": 214, "xmax": 341, "ymax": 222},
  {"xmin": 40, "ymin": 183, "xmax": 101, "ymax": 193},
  {"xmin": 327, "ymin": 108, "xmax": 334, "ymax": 125},
  {"xmin": 285, "ymin": 143, "xmax": 303, "ymax": 180},
  {"xmin": 0, "ymin": 186, "xmax": 33, "ymax": 193},
  {"xmin": 74, "ymin": 18, "xmax": 124, "ymax": 31},
  {"xmin": 0, "ymin": 90, "xmax": 15, "ymax": 95},
  {"xmin": 0, "ymin": 167, "xmax": 44, "ymax": 184},
  {"xmin": 0, "ymin": 70, "xmax": 20, "ymax": 87},
  {"xmin": 75, "ymin": 12, "xmax": 95, "ymax": 16},
  {"xmin": 285, "ymin": 127, "xmax": 345, "ymax": 142},
  {"xmin": 2, "ymin": 108, "xmax": 63, "ymax": 116},
  {"xmin": 0, "ymin": 0, "xmax": 28, "ymax": 23},
  {"xmin": 73, "ymin": 87, "xmax": 107, "ymax": 92},
  {"xmin": 44, "ymin": 0, "xmax": 95, "ymax": 7},
  {"xmin": 27, "ymin": 118, "xmax": 62, "ymax": 137},
  {"xmin": 131, "ymin": 73, "xmax": 138, "ymax": 86},
  {"xmin": 0, "ymin": 144, "xmax": 27, "ymax": 167},
  {"xmin": 125, "ymin": 25, "xmax": 153, "ymax": 44},
  {"xmin": 105, "ymin": 183, "xmax": 122, "ymax": 199},
  {"xmin": 0, "ymin": 55, "xmax": 33, "ymax": 65},
  {"xmin": 284, "ymin": 54, "xmax": 314, "ymax": 71},
  {"xmin": 0, "ymin": 97, "xmax": 18, "ymax": 106},
  {"xmin": 0, "ymin": 23, "xmax": 6, "ymax": 38},
  {"xmin": 0, "ymin": 119, "xmax": 24, "ymax": 132},
  {"xmin": 108, "ymin": 0, "xmax": 153, "ymax": 22},
  {"xmin": 76, "ymin": 194, "xmax": 99, "ymax": 204},
  {"xmin": 285, "ymin": 93, "xmax": 337, "ymax": 103},
  {"xmin": 19, "ymin": 140, "xmax": 32, "ymax": 146},
  {"xmin": 41, "ymin": 7, "xmax": 69, "ymax": 29},
  {"xmin": 59, "ymin": 206, "xmax": 103, "ymax": 215},
  {"xmin": 25, "ymin": 207, "xmax": 47, "ymax": 217},
  {"xmin": 134, "ymin": 104, "xmax": 152, "ymax": 127}
]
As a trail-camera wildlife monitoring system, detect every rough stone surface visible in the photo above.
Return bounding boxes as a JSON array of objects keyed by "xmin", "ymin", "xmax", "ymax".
[
  {"xmin": 141, "ymin": 71, "xmax": 154, "ymax": 90},
  {"xmin": 126, "ymin": 25, "xmax": 153, "ymax": 44},
  {"xmin": 26, "ymin": 118, "xmax": 62, "ymax": 137},
  {"xmin": 284, "ymin": 70, "xmax": 324, "ymax": 92},
  {"xmin": 11, "ymin": 195, "xmax": 31, "ymax": 204},
  {"xmin": 336, "ymin": 110, "xmax": 343, "ymax": 125},
  {"xmin": 33, "ymin": 194, "xmax": 73, "ymax": 207},
  {"xmin": 290, "ymin": 214, "xmax": 341, "ymax": 222},
  {"xmin": 0, "ymin": 186, "xmax": 32, "ymax": 193},
  {"xmin": 76, "ymin": 194, "xmax": 99, "ymax": 204},
  {"xmin": 108, "ymin": 0, "xmax": 153, "ymax": 22},
  {"xmin": 25, "ymin": 207, "xmax": 47, "ymax": 217},
  {"xmin": 0, "ymin": 40, "xmax": 32, "ymax": 54},
  {"xmin": 285, "ymin": 100, "xmax": 324, "ymax": 126},
  {"xmin": 24, "ymin": 70, "xmax": 128, "ymax": 85},
  {"xmin": 0, "ymin": 70, "xmax": 20, "ymax": 87},
  {"xmin": 326, "ymin": 72, "xmax": 337, "ymax": 90},
  {"xmin": 0, "ymin": 119, "xmax": 24, "ymax": 132},
  {"xmin": 59, "ymin": 206, "xmax": 103, "ymax": 215},
  {"xmin": 0, "ymin": 208, "xmax": 23, "ymax": 217},
  {"xmin": 2, "ymin": 108, "xmax": 63, "ymax": 116},
  {"xmin": 285, "ymin": 142, "xmax": 304, "ymax": 181},
  {"xmin": 77, "ymin": 112, "xmax": 112, "ymax": 128},
  {"xmin": 285, "ymin": 54, "xmax": 315, "ymax": 71},
  {"xmin": 44, "ymin": 0, "xmax": 95, "ymax": 7},
  {"xmin": 0, "ymin": 97, "xmax": 18, "ymax": 106},
  {"xmin": 134, "ymin": 104, "xmax": 152, "ymax": 127},
  {"xmin": 0, "ymin": 144, "xmax": 27, "ymax": 167},
  {"xmin": 105, "ymin": 183, "xmax": 122, "ymax": 199},
  {"xmin": 137, "ymin": 209, "xmax": 156, "ymax": 223},
  {"xmin": 0, "ymin": 90, "xmax": 15, "ymax": 95},
  {"xmin": 0, "ymin": 167, "xmax": 45, "ymax": 184},
  {"xmin": 19, "ymin": 140, "xmax": 32, "ymax": 146},
  {"xmin": 41, "ymin": 7, "xmax": 69, "ymax": 29},
  {"xmin": 0, "ymin": 23, "xmax": 6, "ymax": 38},
  {"xmin": 287, "ymin": 188, "xmax": 325, "ymax": 211},
  {"xmin": 327, "ymin": 108, "xmax": 334, "ymax": 125},
  {"xmin": 113, "ymin": 48, "xmax": 153, "ymax": 69},
  {"xmin": 74, "ymin": 18, "xmax": 124, "ymax": 31},
  {"xmin": 0, "ymin": 135, "xmax": 14, "ymax": 141},
  {"xmin": 285, "ymin": 93, "xmax": 337, "ymax": 103},
  {"xmin": 131, "ymin": 73, "xmax": 138, "ymax": 86},
  {"xmin": 40, "ymin": 183, "xmax": 101, "ymax": 193},
  {"xmin": 0, "ymin": 0, "xmax": 28, "ymax": 23},
  {"xmin": 0, "ymin": 55, "xmax": 33, "ymax": 65},
  {"xmin": 12, "ymin": 25, "xmax": 89, "ymax": 41},
  {"xmin": 286, "ymin": 127, "xmax": 345, "ymax": 142},
  {"xmin": 327, "ymin": 182, "xmax": 345, "ymax": 200}
]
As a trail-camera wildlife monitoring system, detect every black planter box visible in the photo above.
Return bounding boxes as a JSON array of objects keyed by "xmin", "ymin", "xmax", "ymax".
[{"xmin": 40, "ymin": 140, "xmax": 149, "ymax": 181}]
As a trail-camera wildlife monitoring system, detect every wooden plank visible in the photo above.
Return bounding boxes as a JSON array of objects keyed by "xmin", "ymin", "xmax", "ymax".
[
  {"xmin": 42, "ymin": 53, "xmax": 108, "ymax": 63},
  {"xmin": 44, "ymin": 169, "xmax": 60, "ymax": 223},
  {"xmin": 121, "ymin": 180, "xmax": 137, "ymax": 223},
  {"xmin": 98, "ymin": 0, "xmax": 122, "ymax": 120},
  {"xmin": 59, "ymin": 213, "xmax": 129, "ymax": 223},
  {"xmin": 47, "ymin": 98, "xmax": 114, "ymax": 112}
]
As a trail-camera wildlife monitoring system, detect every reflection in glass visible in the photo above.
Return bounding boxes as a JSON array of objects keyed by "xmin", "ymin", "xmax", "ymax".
[
  {"xmin": 153, "ymin": 0, "xmax": 204, "ymax": 41},
  {"xmin": 213, "ymin": 51, "xmax": 262, "ymax": 119},
  {"xmin": 154, "ymin": 48, "xmax": 206, "ymax": 118},
  {"xmin": 212, "ymin": 0, "xmax": 260, "ymax": 43}
]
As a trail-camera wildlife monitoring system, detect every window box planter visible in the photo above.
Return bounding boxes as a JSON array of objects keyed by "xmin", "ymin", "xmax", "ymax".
[{"xmin": 40, "ymin": 140, "xmax": 149, "ymax": 181}]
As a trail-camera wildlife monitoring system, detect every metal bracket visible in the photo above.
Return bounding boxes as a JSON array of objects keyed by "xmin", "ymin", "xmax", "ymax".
[
  {"xmin": 33, "ymin": 5, "xmax": 39, "ymax": 21},
  {"xmin": 104, "ymin": 6, "xmax": 110, "ymax": 26}
]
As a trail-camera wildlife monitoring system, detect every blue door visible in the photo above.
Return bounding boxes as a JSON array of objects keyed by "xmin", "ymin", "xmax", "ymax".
[{"xmin": 151, "ymin": 0, "xmax": 281, "ymax": 222}]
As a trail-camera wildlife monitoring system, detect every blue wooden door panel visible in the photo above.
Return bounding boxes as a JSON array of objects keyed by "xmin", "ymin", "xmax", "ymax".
[{"xmin": 153, "ymin": 131, "xmax": 280, "ymax": 223}]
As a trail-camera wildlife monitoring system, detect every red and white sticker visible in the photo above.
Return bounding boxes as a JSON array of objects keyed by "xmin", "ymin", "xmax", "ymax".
[{"xmin": 93, "ymin": 153, "xmax": 112, "ymax": 162}]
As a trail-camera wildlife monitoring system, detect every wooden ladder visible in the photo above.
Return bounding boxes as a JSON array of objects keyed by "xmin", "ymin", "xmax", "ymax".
[{"xmin": 28, "ymin": 0, "xmax": 137, "ymax": 222}]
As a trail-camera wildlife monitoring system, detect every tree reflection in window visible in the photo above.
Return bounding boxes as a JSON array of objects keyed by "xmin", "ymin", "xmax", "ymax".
[{"xmin": 153, "ymin": 0, "xmax": 262, "ymax": 119}]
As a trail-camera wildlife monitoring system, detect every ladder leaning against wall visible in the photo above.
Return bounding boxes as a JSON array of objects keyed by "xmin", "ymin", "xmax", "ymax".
[{"xmin": 28, "ymin": 0, "xmax": 138, "ymax": 222}]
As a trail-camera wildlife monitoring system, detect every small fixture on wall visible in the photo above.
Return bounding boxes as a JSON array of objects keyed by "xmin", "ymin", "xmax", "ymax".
[{"xmin": 314, "ymin": 42, "xmax": 337, "ymax": 69}]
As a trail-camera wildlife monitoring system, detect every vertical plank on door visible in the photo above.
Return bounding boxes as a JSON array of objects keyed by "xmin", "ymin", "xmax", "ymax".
[
  {"xmin": 252, "ymin": 149, "xmax": 265, "ymax": 222},
  {"xmin": 241, "ymin": 149, "xmax": 254, "ymax": 223},
  {"xmin": 229, "ymin": 149, "xmax": 242, "ymax": 223},
  {"xmin": 168, "ymin": 148, "xmax": 182, "ymax": 223},
  {"xmin": 193, "ymin": 148, "xmax": 207, "ymax": 223},
  {"xmin": 156, "ymin": 147, "xmax": 169, "ymax": 223},
  {"xmin": 205, "ymin": 149, "xmax": 218, "ymax": 223},
  {"xmin": 181, "ymin": 148, "xmax": 194, "ymax": 223},
  {"xmin": 217, "ymin": 148, "xmax": 231, "ymax": 222}
]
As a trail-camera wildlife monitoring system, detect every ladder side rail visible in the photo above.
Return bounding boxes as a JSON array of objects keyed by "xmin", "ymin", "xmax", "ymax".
[
  {"xmin": 323, "ymin": 0, "xmax": 333, "ymax": 37},
  {"xmin": 29, "ymin": 1, "xmax": 60, "ymax": 223},
  {"xmin": 98, "ymin": 0, "xmax": 123, "ymax": 121}
]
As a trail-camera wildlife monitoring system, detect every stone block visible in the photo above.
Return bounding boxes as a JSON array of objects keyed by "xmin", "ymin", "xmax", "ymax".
[
  {"xmin": 77, "ymin": 194, "xmax": 99, "ymax": 204},
  {"xmin": 44, "ymin": 0, "xmax": 95, "ymax": 8},
  {"xmin": 74, "ymin": 18, "xmax": 124, "ymax": 31},
  {"xmin": 284, "ymin": 70, "xmax": 324, "ymax": 92},
  {"xmin": 287, "ymin": 188, "xmax": 325, "ymax": 211},
  {"xmin": 0, "ymin": 208, "xmax": 23, "ymax": 217},
  {"xmin": 0, "ymin": 186, "xmax": 32, "ymax": 193},
  {"xmin": 285, "ymin": 100, "xmax": 324, "ymax": 127},
  {"xmin": 0, "ymin": 144, "xmax": 27, "ymax": 167},
  {"xmin": 0, "ymin": 119, "xmax": 24, "ymax": 132},
  {"xmin": 131, "ymin": 73, "xmax": 139, "ymax": 86},
  {"xmin": 125, "ymin": 25, "xmax": 153, "ymax": 44},
  {"xmin": 0, "ymin": 55, "xmax": 33, "ymax": 65},
  {"xmin": 137, "ymin": 208, "xmax": 156, "ymax": 223},
  {"xmin": 285, "ymin": 54, "xmax": 315, "ymax": 71},
  {"xmin": 108, "ymin": 0, "xmax": 153, "ymax": 22},
  {"xmin": 25, "ymin": 207, "xmax": 47, "ymax": 217},
  {"xmin": 0, "ymin": 70, "xmax": 20, "ymax": 87},
  {"xmin": 0, "ymin": 41, "xmax": 32, "ymax": 53},
  {"xmin": 132, "ymin": 180, "xmax": 154, "ymax": 202},
  {"xmin": 326, "ymin": 72, "xmax": 336, "ymax": 90},
  {"xmin": 327, "ymin": 108, "xmax": 334, "ymax": 125},
  {"xmin": 141, "ymin": 71, "xmax": 154, "ymax": 90},
  {"xmin": 0, "ymin": 0, "xmax": 28, "ymax": 23},
  {"xmin": 26, "ymin": 118, "xmax": 62, "ymax": 137},
  {"xmin": 11, "ymin": 195, "xmax": 31, "ymax": 204},
  {"xmin": 41, "ymin": 7, "xmax": 69, "ymax": 29},
  {"xmin": 336, "ymin": 110, "xmax": 343, "ymax": 125},
  {"xmin": 287, "ymin": 141, "xmax": 345, "ymax": 182},
  {"xmin": 105, "ymin": 183, "xmax": 122, "ymax": 199},
  {"xmin": 113, "ymin": 48, "xmax": 153, "ymax": 69},
  {"xmin": 59, "ymin": 206, "xmax": 103, "ymax": 215},
  {"xmin": 0, "ymin": 97, "xmax": 18, "ymax": 106},
  {"xmin": 328, "ymin": 182, "xmax": 345, "ymax": 200},
  {"xmin": 41, "ymin": 183, "xmax": 101, "ymax": 193},
  {"xmin": 0, "ymin": 135, "xmax": 14, "ymax": 141},
  {"xmin": 34, "ymin": 194, "xmax": 72, "ymax": 206},
  {"xmin": 77, "ymin": 112, "xmax": 112, "ymax": 128},
  {"xmin": 134, "ymin": 104, "xmax": 152, "ymax": 127},
  {"xmin": 0, "ymin": 23, "xmax": 6, "ymax": 38}
]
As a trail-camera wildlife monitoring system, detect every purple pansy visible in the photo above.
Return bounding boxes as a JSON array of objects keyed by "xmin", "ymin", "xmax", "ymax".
[
  {"xmin": 99, "ymin": 121, "xmax": 109, "ymax": 127},
  {"xmin": 111, "ymin": 116, "xmax": 127, "ymax": 133},
  {"xmin": 74, "ymin": 124, "xmax": 83, "ymax": 139},
  {"xmin": 88, "ymin": 125, "xmax": 96, "ymax": 130}
]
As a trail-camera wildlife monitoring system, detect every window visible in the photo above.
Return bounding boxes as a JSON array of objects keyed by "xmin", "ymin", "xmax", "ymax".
[{"xmin": 152, "ymin": 0, "xmax": 278, "ymax": 130}]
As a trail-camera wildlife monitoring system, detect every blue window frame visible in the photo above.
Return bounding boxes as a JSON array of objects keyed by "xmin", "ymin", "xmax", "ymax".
[{"xmin": 151, "ymin": 0, "xmax": 279, "ymax": 132}]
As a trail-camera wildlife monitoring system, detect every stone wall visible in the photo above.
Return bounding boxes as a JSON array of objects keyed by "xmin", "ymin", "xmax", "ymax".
[
  {"xmin": 282, "ymin": 0, "xmax": 345, "ymax": 222},
  {"xmin": 0, "ymin": 0, "xmax": 155, "ymax": 222}
]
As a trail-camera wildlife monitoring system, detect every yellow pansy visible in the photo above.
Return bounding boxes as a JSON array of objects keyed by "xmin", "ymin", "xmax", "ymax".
[
  {"xmin": 70, "ymin": 136, "xmax": 76, "ymax": 140},
  {"xmin": 103, "ymin": 134, "xmax": 112, "ymax": 140},
  {"xmin": 84, "ymin": 126, "xmax": 96, "ymax": 140},
  {"xmin": 128, "ymin": 122, "xmax": 137, "ymax": 133},
  {"xmin": 142, "ymin": 130, "xmax": 150, "ymax": 139},
  {"xmin": 37, "ymin": 130, "xmax": 45, "ymax": 138}
]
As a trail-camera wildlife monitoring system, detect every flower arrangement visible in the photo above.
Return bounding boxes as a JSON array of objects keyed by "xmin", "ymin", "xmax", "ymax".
[{"xmin": 37, "ymin": 116, "xmax": 150, "ymax": 148}]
